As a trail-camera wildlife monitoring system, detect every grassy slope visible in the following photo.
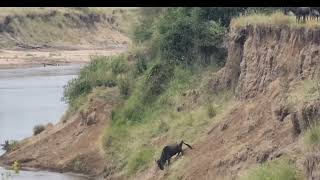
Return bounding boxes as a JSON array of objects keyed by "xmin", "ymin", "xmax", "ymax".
[
  {"xmin": 0, "ymin": 7, "xmax": 139, "ymax": 48},
  {"xmin": 99, "ymin": 60, "xmax": 238, "ymax": 178},
  {"xmin": 64, "ymin": 11, "xmax": 320, "ymax": 179}
]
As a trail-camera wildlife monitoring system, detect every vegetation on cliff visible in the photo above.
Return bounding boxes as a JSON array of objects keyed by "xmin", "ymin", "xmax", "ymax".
[
  {"xmin": 0, "ymin": 7, "xmax": 137, "ymax": 48},
  {"xmin": 61, "ymin": 7, "xmax": 320, "ymax": 179}
]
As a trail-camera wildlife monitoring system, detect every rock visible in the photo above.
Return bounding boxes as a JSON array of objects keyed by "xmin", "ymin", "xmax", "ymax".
[
  {"xmin": 220, "ymin": 123, "xmax": 228, "ymax": 131},
  {"xmin": 291, "ymin": 112, "xmax": 301, "ymax": 137},
  {"xmin": 273, "ymin": 105, "xmax": 290, "ymax": 122}
]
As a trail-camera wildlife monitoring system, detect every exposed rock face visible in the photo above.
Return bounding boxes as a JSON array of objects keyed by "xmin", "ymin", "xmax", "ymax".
[
  {"xmin": 211, "ymin": 25, "xmax": 320, "ymax": 100},
  {"xmin": 210, "ymin": 27, "xmax": 247, "ymax": 93},
  {"xmin": 153, "ymin": 25, "xmax": 320, "ymax": 180}
]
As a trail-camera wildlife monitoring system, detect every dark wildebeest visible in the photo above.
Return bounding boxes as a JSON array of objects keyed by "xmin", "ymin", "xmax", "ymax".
[
  {"xmin": 156, "ymin": 140, "xmax": 192, "ymax": 170},
  {"xmin": 284, "ymin": 7, "xmax": 296, "ymax": 15},
  {"xmin": 310, "ymin": 9, "xmax": 320, "ymax": 21},
  {"xmin": 295, "ymin": 7, "xmax": 311, "ymax": 23}
]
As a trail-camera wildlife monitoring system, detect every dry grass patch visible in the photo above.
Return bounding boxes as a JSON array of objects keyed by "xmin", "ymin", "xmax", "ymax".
[{"xmin": 231, "ymin": 11, "xmax": 320, "ymax": 30}]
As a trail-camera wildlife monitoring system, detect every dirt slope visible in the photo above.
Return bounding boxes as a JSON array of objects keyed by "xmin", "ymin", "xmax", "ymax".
[
  {"xmin": 136, "ymin": 25, "xmax": 320, "ymax": 180},
  {"xmin": 0, "ymin": 88, "xmax": 120, "ymax": 178}
]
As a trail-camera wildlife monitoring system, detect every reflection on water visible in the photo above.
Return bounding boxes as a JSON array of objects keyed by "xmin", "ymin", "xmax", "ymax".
[{"xmin": 0, "ymin": 64, "xmax": 88, "ymax": 180}]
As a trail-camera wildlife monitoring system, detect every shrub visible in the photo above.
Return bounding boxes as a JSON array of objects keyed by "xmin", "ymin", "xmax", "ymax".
[
  {"xmin": 155, "ymin": 8, "xmax": 228, "ymax": 66},
  {"xmin": 135, "ymin": 55, "xmax": 148, "ymax": 75},
  {"xmin": 158, "ymin": 15, "xmax": 196, "ymax": 65},
  {"xmin": 132, "ymin": 19, "xmax": 153, "ymax": 43},
  {"xmin": 241, "ymin": 158, "xmax": 301, "ymax": 180},
  {"xmin": 157, "ymin": 121, "xmax": 169, "ymax": 134},
  {"xmin": 33, "ymin": 124, "xmax": 45, "ymax": 135},
  {"xmin": 110, "ymin": 56, "xmax": 129, "ymax": 75},
  {"xmin": 122, "ymin": 100, "xmax": 145, "ymax": 123},
  {"xmin": 117, "ymin": 75, "xmax": 131, "ymax": 97},
  {"xmin": 207, "ymin": 104, "xmax": 216, "ymax": 118},
  {"xmin": 144, "ymin": 62, "xmax": 174, "ymax": 102},
  {"xmin": 63, "ymin": 55, "xmax": 128, "ymax": 105},
  {"xmin": 304, "ymin": 124, "xmax": 320, "ymax": 146},
  {"xmin": 73, "ymin": 158, "xmax": 85, "ymax": 172},
  {"xmin": 11, "ymin": 161, "xmax": 21, "ymax": 174},
  {"xmin": 1, "ymin": 140, "xmax": 19, "ymax": 152}
]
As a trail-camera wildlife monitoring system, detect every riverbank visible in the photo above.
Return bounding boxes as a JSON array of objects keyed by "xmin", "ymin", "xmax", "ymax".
[
  {"xmin": 0, "ymin": 166, "xmax": 89, "ymax": 180},
  {"xmin": 0, "ymin": 87, "xmax": 121, "ymax": 178},
  {"xmin": 0, "ymin": 46, "xmax": 127, "ymax": 69}
]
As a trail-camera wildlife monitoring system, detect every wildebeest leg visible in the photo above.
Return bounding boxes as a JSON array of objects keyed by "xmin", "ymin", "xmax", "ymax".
[
  {"xmin": 176, "ymin": 152, "xmax": 180, "ymax": 157},
  {"xmin": 181, "ymin": 149, "xmax": 184, "ymax": 156},
  {"xmin": 167, "ymin": 158, "xmax": 171, "ymax": 166}
]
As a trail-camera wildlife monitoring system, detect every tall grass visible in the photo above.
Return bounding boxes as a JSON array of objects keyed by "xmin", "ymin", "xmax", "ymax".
[
  {"xmin": 240, "ymin": 158, "xmax": 302, "ymax": 180},
  {"xmin": 63, "ymin": 55, "xmax": 129, "ymax": 109},
  {"xmin": 231, "ymin": 11, "xmax": 320, "ymax": 31},
  {"xmin": 304, "ymin": 123, "xmax": 320, "ymax": 146}
]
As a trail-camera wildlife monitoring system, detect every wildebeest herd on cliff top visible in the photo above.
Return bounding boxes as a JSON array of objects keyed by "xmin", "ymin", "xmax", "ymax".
[{"xmin": 284, "ymin": 7, "xmax": 320, "ymax": 22}]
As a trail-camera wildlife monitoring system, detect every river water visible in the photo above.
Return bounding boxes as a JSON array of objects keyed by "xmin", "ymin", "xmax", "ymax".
[{"xmin": 0, "ymin": 65, "xmax": 88, "ymax": 180}]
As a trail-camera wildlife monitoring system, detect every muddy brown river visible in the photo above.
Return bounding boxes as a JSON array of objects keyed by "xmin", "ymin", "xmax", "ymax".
[{"xmin": 0, "ymin": 65, "xmax": 88, "ymax": 180}]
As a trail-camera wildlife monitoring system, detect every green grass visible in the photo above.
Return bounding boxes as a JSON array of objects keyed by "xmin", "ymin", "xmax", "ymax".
[
  {"xmin": 103, "ymin": 63, "xmax": 235, "ymax": 177},
  {"xmin": 127, "ymin": 148, "xmax": 155, "ymax": 175},
  {"xmin": 240, "ymin": 158, "xmax": 302, "ymax": 180},
  {"xmin": 63, "ymin": 55, "xmax": 130, "ymax": 108},
  {"xmin": 231, "ymin": 11, "xmax": 320, "ymax": 31},
  {"xmin": 304, "ymin": 123, "xmax": 320, "ymax": 146},
  {"xmin": 276, "ymin": 78, "xmax": 320, "ymax": 116},
  {"xmin": 0, "ymin": 7, "xmax": 138, "ymax": 48}
]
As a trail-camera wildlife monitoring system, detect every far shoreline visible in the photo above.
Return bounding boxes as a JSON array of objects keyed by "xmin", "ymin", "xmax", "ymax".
[{"xmin": 0, "ymin": 47, "xmax": 127, "ymax": 70}]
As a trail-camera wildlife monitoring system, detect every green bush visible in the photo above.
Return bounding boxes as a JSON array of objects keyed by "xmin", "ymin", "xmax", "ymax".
[
  {"xmin": 118, "ymin": 75, "xmax": 131, "ymax": 97},
  {"xmin": 207, "ymin": 104, "xmax": 216, "ymax": 118},
  {"xmin": 135, "ymin": 55, "xmax": 148, "ymax": 75},
  {"xmin": 304, "ymin": 124, "xmax": 320, "ymax": 146},
  {"xmin": 144, "ymin": 62, "xmax": 174, "ymax": 102},
  {"xmin": 110, "ymin": 56, "xmax": 129, "ymax": 75},
  {"xmin": 154, "ymin": 8, "xmax": 228, "ymax": 66},
  {"xmin": 122, "ymin": 99, "xmax": 145, "ymax": 123},
  {"xmin": 63, "ymin": 55, "xmax": 128, "ymax": 105},
  {"xmin": 158, "ymin": 15, "xmax": 196, "ymax": 65},
  {"xmin": 241, "ymin": 158, "xmax": 301, "ymax": 180},
  {"xmin": 132, "ymin": 8, "xmax": 163, "ymax": 43},
  {"xmin": 33, "ymin": 124, "xmax": 45, "ymax": 135},
  {"xmin": 133, "ymin": 20, "xmax": 153, "ymax": 43}
]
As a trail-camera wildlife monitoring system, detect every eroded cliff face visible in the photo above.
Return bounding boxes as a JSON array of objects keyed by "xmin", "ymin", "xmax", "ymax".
[
  {"xmin": 138, "ymin": 25, "xmax": 320, "ymax": 180},
  {"xmin": 212, "ymin": 25, "xmax": 320, "ymax": 100}
]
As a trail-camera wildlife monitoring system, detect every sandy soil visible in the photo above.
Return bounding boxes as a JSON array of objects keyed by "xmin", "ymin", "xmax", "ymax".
[{"xmin": 0, "ymin": 47, "xmax": 127, "ymax": 69}]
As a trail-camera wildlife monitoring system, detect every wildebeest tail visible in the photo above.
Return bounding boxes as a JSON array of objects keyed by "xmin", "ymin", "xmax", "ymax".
[{"xmin": 182, "ymin": 140, "xmax": 192, "ymax": 149}]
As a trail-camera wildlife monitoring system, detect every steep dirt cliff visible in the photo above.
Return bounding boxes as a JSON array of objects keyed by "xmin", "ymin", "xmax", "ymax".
[
  {"xmin": 211, "ymin": 25, "xmax": 320, "ymax": 99},
  {"xmin": 139, "ymin": 25, "xmax": 320, "ymax": 180}
]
